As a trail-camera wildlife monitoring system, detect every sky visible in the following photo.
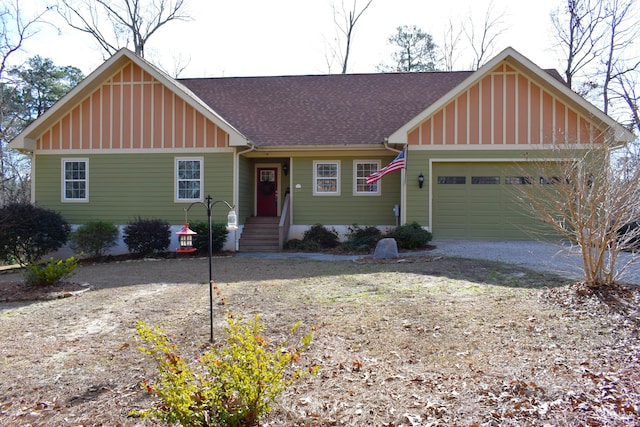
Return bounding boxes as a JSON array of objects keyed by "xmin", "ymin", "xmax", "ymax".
[{"xmin": 16, "ymin": 0, "xmax": 564, "ymax": 79}]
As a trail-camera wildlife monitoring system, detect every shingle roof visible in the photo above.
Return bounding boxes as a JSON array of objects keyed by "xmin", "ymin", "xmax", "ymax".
[{"xmin": 179, "ymin": 72, "xmax": 474, "ymax": 147}]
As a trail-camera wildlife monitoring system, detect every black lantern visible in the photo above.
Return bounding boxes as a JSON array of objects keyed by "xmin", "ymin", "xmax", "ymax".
[
  {"xmin": 283, "ymin": 163, "xmax": 289, "ymax": 176},
  {"xmin": 418, "ymin": 173, "xmax": 425, "ymax": 189}
]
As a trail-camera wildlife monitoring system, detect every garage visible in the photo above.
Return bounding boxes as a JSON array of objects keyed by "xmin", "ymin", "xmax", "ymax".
[{"xmin": 431, "ymin": 162, "xmax": 547, "ymax": 240}]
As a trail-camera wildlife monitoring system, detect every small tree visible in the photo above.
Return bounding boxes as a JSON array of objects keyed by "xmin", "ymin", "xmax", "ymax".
[
  {"xmin": 0, "ymin": 203, "xmax": 70, "ymax": 266},
  {"xmin": 510, "ymin": 141, "xmax": 640, "ymax": 288}
]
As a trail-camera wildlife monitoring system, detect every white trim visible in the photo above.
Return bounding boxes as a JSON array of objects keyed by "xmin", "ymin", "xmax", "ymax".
[
  {"xmin": 34, "ymin": 147, "xmax": 235, "ymax": 155},
  {"xmin": 406, "ymin": 143, "xmax": 596, "ymax": 151},
  {"xmin": 61, "ymin": 158, "xmax": 89, "ymax": 202},
  {"xmin": 313, "ymin": 160, "xmax": 341, "ymax": 196},
  {"xmin": 174, "ymin": 156, "xmax": 204, "ymax": 203},
  {"xmin": 353, "ymin": 160, "xmax": 381, "ymax": 196}
]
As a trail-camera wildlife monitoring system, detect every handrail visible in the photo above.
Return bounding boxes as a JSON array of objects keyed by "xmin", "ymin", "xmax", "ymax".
[{"xmin": 278, "ymin": 192, "xmax": 291, "ymax": 249}]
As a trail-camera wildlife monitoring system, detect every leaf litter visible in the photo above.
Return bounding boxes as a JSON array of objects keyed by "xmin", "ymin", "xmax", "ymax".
[{"xmin": 0, "ymin": 255, "xmax": 638, "ymax": 426}]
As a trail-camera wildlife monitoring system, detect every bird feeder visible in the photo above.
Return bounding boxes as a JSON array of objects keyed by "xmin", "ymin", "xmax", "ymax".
[{"xmin": 176, "ymin": 223, "xmax": 197, "ymax": 252}]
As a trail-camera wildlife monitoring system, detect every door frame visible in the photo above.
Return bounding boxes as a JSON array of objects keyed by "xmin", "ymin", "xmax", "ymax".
[{"xmin": 254, "ymin": 163, "xmax": 282, "ymax": 216}]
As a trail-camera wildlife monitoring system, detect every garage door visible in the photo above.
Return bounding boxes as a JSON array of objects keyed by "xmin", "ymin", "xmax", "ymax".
[{"xmin": 432, "ymin": 162, "xmax": 546, "ymax": 240}]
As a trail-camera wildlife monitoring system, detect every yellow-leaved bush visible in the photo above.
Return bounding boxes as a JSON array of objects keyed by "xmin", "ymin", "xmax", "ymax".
[{"xmin": 130, "ymin": 314, "xmax": 318, "ymax": 427}]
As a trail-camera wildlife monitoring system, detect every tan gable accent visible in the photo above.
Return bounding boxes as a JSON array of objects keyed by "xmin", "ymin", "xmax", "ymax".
[
  {"xmin": 36, "ymin": 61, "xmax": 229, "ymax": 151},
  {"xmin": 408, "ymin": 61, "xmax": 607, "ymax": 146}
]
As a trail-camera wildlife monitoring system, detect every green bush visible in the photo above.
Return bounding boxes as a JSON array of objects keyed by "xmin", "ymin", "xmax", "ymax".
[
  {"xmin": 387, "ymin": 222, "xmax": 433, "ymax": 249},
  {"xmin": 132, "ymin": 315, "xmax": 317, "ymax": 427},
  {"xmin": 0, "ymin": 203, "xmax": 70, "ymax": 266},
  {"xmin": 70, "ymin": 221, "xmax": 119, "ymax": 258},
  {"xmin": 341, "ymin": 225, "xmax": 381, "ymax": 252},
  {"xmin": 123, "ymin": 218, "xmax": 171, "ymax": 256},
  {"xmin": 188, "ymin": 221, "xmax": 230, "ymax": 254},
  {"xmin": 302, "ymin": 224, "xmax": 339, "ymax": 249},
  {"xmin": 24, "ymin": 256, "xmax": 78, "ymax": 287}
]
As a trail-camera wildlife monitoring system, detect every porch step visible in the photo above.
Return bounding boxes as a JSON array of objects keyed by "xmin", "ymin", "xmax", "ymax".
[{"xmin": 239, "ymin": 216, "xmax": 281, "ymax": 252}]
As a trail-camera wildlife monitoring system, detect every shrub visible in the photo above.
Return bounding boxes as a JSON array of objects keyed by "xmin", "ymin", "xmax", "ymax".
[
  {"xmin": 302, "ymin": 224, "xmax": 339, "ymax": 249},
  {"xmin": 0, "ymin": 203, "xmax": 70, "ymax": 266},
  {"xmin": 123, "ymin": 218, "xmax": 171, "ymax": 256},
  {"xmin": 188, "ymin": 221, "xmax": 230, "ymax": 254},
  {"xmin": 24, "ymin": 256, "xmax": 78, "ymax": 287},
  {"xmin": 341, "ymin": 225, "xmax": 382, "ymax": 252},
  {"xmin": 387, "ymin": 222, "xmax": 433, "ymax": 249},
  {"xmin": 70, "ymin": 221, "xmax": 119, "ymax": 258},
  {"xmin": 132, "ymin": 315, "xmax": 317, "ymax": 427}
]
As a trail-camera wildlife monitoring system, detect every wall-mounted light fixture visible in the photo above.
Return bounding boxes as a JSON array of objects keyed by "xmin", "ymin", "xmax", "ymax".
[
  {"xmin": 418, "ymin": 173, "xmax": 424, "ymax": 189},
  {"xmin": 283, "ymin": 163, "xmax": 289, "ymax": 176}
]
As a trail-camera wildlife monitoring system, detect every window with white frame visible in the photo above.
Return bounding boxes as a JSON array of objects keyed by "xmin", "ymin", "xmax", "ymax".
[
  {"xmin": 354, "ymin": 160, "xmax": 380, "ymax": 195},
  {"xmin": 62, "ymin": 159, "xmax": 88, "ymax": 201},
  {"xmin": 176, "ymin": 157, "xmax": 203, "ymax": 201},
  {"xmin": 314, "ymin": 161, "xmax": 340, "ymax": 195}
]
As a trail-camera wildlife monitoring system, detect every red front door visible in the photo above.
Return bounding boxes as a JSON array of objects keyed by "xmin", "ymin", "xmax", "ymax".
[{"xmin": 256, "ymin": 167, "xmax": 278, "ymax": 216}]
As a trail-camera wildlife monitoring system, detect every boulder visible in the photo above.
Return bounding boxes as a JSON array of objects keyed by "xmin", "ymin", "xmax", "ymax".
[{"xmin": 373, "ymin": 238, "xmax": 399, "ymax": 259}]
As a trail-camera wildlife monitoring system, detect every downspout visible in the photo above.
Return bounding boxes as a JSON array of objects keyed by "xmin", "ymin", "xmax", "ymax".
[
  {"xmin": 383, "ymin": 138, "xmax": 406, "ymax": 226},
  {"xmin": 233, "ymin": 141, "xmax": 256, "ymax": 250}
]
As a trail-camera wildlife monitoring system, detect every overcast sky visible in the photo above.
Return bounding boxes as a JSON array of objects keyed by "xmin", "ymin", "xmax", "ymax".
[{"xmin": 17, "ymin": 0, "xmax": 563, "ymax": 78}]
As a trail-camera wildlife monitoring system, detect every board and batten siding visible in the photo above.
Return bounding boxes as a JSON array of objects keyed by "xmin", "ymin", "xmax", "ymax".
[
  {"xmin": 291, "ymin": 156, "xmax": 401, "ymax": 225},
  {"xmin": 35, "ymin": 152, "xmax": 234, "ymax": 225},
  {"xmin": 34, "ymin": 61, "xmax": 230, "ymax": 152},
  {"xmin": 407, "ymin": 63, "xmax": 606, "ymax": 147}
]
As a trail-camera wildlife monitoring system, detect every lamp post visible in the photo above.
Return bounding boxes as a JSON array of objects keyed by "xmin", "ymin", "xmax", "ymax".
[{"xmin": 178, "ymin": 195, "xmax": 237, "ymax": 342}]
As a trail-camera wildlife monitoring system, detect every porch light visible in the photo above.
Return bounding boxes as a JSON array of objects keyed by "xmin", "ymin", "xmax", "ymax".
[
  {"xmin": 176, "ymin": 223, "xmax": 197, "ymax": 253},
  {"xmin": 283, "ymin": 163, "xmax": 289, "ymax": 176},
  {"xmin": 418, "ymin": 173, "xmax": 425, "ymax": 189}
]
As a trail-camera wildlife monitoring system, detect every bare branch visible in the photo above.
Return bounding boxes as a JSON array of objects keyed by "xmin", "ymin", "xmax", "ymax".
[
  {"xmin": 463, "ymin": 0, "xmax": 507, "ymax": 70},
  {"xmin": 329, "ymin": 0, "xmax": 374, "ymax": 74}
]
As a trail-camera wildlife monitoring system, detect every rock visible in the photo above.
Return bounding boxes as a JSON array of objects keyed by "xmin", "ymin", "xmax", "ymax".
[{"xmin": 373, "ymin": 238, "xmax": 399, "ymax": 259}]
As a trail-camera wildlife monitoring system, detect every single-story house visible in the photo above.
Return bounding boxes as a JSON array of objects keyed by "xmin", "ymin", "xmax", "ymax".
[{"xmin": 9, "ymin": 47, "xmax": 635, "ymax": 252}]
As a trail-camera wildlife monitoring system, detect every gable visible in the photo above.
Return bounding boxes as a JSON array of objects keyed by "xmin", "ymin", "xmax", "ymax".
[
  {"xmin": 391, "ymin": 47, "xmax": 634, "ymax": 148},
  {"xmin": 9, "ymin": 49, "xmax": 248, "ymax": 153},
  {"xmin": 406, "ymin": 62, "xmax": 606, "ymax": 146},
  {"xmin": 35, "ymin": 61, "xmax": 231, "ymax": 152}
]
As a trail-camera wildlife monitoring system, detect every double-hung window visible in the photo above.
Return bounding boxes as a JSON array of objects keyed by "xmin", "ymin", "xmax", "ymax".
[
  {"xmin": 354, "ymin": 161, "xmax": 380, "ymax": 195},
  {"xmin": 313, "ymin": 161, "xmax": 340, "ymax": 195},
  {"xmin": 176, "ymin": 157, "xmax": 203, "ymax": 202},
  {"xmin": 62, "ymin": 159, "xmax": 88, "ymax": 201}
]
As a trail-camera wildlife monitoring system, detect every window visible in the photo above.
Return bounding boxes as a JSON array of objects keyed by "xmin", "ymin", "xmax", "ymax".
[
  {"xmin": 437, "ymin": 176, "xmax": 466, "ymax": 184},
  {"xmin": 506, "ymin": 176, "xmax": 533, "ymax": 185},
  {"xmin": 62, "ymin": 159, "xmax": 88, "ymax": 201},
  {"xmin": 472, "ymin": 176, "xmax": 500, "ymax": 184},
  {"xmin": 354, "ymin": 161, "xmax": 380, "ymax": 195},
  {"xmin": 176, "ymin": 157, "xmax": 203, "ymax": 201},
  {"xmin": 314, "ymin": 161, "xmax": 340, "ymax": 195}
]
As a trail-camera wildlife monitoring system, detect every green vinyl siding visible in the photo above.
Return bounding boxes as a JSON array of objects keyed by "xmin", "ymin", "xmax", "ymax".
[
  {"xmin": 237, "ymin": 155, "xmax": 253, "ymax": 224},
  {"xmin": 34, "ymin": 152, "xmax": 234, "ymax": 225},
  {"xmin": 291, "ymin": 156, "xmax": 401, "ymax": 225}
]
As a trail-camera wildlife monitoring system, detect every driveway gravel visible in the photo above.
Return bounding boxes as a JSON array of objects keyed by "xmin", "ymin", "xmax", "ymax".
[{"xmin": 429, "ymin": 239, "xmax": 640, "ymax": 285}]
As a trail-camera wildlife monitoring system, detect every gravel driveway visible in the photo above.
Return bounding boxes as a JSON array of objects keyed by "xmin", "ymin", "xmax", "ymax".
[{"xmin": 428, "ymin": 239, "xmax": 640, "ymax": 285}]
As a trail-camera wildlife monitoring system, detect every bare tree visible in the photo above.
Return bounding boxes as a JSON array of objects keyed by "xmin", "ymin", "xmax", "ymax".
[
  {"xmin": 463, "ymin": 0, "xmax": 507, "ymax": 70},
  {"xmin": 511, "ymin": 140, "xmax": 640, "ymax": 288},
  {"xmin": 551, "ymin": 0, "xmax": 606, "ymax": 92},
  {"xmin": 55, "ymin": 0, "xmax": 190, "ymax": 58},
  {"xmin": 325, "ymin": 0, "xmax": 374, "ymax": 74},
  {"xmin": 0, "ymin": 1, "xmax": 49, "ymax": 207},
  {"xmin": 440, "ymin": 19, "xmax": 463, "ymax": 72}
]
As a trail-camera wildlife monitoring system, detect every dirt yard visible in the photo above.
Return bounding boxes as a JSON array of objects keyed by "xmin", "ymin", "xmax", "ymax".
[{"xmin": 1, "ymin": 254, "xmax": 639, "ymax": 426}]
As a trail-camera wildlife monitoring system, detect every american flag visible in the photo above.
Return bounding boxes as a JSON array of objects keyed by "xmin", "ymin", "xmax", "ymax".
[{"xmin": 366, "ymin": 147, "xmax": 406, "ymax": 184}]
